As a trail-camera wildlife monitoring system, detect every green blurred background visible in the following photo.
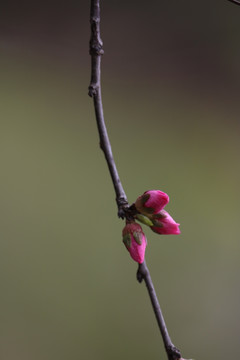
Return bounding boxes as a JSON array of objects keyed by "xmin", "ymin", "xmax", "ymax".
[{"xmin": 1, "ymin": 1, "xmax": 240, "ymax": 359}]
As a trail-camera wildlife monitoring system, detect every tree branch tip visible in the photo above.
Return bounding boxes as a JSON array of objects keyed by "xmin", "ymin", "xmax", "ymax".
[{"xmin": 227, "ymin": 0, "xmax": 240, "ymax": 5}]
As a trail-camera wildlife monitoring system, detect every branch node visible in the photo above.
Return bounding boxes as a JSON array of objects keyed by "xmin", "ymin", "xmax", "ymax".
[
  {"xmin": 89, "ymin": 43, "xmax": 104, "ymax": 56},
  {"xmin": 88, "ymin": 84, "xmax": 98, "ymax": 97},
  {"xmin": 166, "ymin": 344, "xmax": 181, "ymax": 360},
  {"xmin": 136, "ymin": 262, "xmax": 148, "ymax": 283},
  {"xmin": 117, "ymin": 197, "xmax": 129, "ymax": 219}
]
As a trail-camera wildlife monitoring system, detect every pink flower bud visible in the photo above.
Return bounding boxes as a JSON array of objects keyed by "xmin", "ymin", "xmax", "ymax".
[
  {"xmin": 150, "ymin": 210, "xmax": 180, "ymax": 235},
  {"xmin": 135, "ymin": 190, "xmax": 169, "ymax": 215},
  {"xmin": 122, "ymin": 222, "xmax": 147, "ymax": 263}
]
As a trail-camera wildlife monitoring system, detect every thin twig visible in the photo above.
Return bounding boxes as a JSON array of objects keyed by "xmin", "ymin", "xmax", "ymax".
[
  {"xmin": 137, "ymin": 261, "xmax": 181, "ymax": 360},
  {"xmin": 227, "ymin": 0, "xmax": 240, "ymax": 5},
  {"xmin": 88, "ymin": 0, "xmax": 128, "ymax": 218},
  {"xmin": 88, "ymin": 1, "xmax": 182, "ymax": 359}
]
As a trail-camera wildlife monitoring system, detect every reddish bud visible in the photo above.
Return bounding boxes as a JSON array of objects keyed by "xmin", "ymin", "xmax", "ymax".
[
  {"xmin": 135, "ymin": 190, "xmax": 169, "ymax": 215},
  {"xmin": 150, "ymin": 210, "xmax": 180, "ymax": 235},
  {"xmin": 122, "ymin": 222, "xmax": 147, "ymax": 263}
]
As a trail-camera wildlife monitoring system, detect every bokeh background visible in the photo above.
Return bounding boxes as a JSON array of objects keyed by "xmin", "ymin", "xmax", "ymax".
[{"xmin": 1, "ymin": 1, "xmax": 240, "ymax": 359}]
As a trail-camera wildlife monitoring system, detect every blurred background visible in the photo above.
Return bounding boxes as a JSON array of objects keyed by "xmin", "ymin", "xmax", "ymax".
[{"xmin": 1, "ymin": 0, "xmax": 240, "ymax": 359}]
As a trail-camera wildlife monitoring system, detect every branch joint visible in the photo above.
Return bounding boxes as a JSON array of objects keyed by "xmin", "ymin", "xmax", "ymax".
[
  {"xmin": 136, "ymin": 262, "xmax": 148, "ymax": 283},
  {"xmin": 88, "ymin": 84, "xmax": 99, "ymax": 97},
  {"xmin": 166, "ymin": 344, "xmax": 181, "ymax": 360},
  {"xmin": 89, "ymin": 43, "xmax": 104, "ymax": 56},
  {"xmin": 117, "ymin": 197, "xmax": 129, "ymax": 219}
]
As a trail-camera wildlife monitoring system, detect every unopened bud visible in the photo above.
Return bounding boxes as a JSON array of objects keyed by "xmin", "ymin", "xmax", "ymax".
[
  {"xmin": 135, "ymin": 190, "xmax": 169, "ymax": 216},
  {"xmin": 150, "ymin": 210, "xmax": 180, "ymax": 235},
  {"xmin": 122, "ymin": 222, "xmax": 147, "ymax": 263}
]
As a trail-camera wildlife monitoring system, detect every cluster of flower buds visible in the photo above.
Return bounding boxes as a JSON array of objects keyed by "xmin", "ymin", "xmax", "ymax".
[
  {"xmin": 122, "ymin": 190, "xmax": 180, "ymax": 263},
  {"xmin": 135, "ymin": 190, "xmax": 180, "ymax": 235}
]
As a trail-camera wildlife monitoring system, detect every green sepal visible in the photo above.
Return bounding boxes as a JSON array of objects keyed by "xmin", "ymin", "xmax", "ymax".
[
  {"xmin": 144, "ymin": 207, "xmax": 154, "ymax": 214},
  {"xmin": 141, "ymin": 193, "xmax": 150, "ymax": 205},
  {"xmin": 136, "ymin": 214, "xmax": 154, "ymax": 227},
  {"xmin": 140, "ymin": 193, "xmax": 154, "ymax": 214},
  {"xmin": 123, "ymin": 233, "xmax": 131, "ymax": 248},
  {"xmin": 133, "ymin": 231, "xmax": 142, "ymax": 245},
  {"xmin": 154, "ymin": 212, "xmax": 167, "ymax": 219},
  {"xmin": 152, "ymin": 212, "xmax": 166, "ymax": 227},
  {"xmin": 152, "ymin": 219, "xmax": 163, "ymax": 227}
]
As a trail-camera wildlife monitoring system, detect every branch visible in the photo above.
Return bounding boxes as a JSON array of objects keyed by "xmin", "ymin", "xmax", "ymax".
[
  {"xmin": 137, "ymin": 261, "xmax": 181, "ymax": 360},
  {"xmin": 227, "ymin": 0, "xmax": 240, "ymax": 5},
  {"xmin": 88, "ymin": 0, "xmax": 128, "ymax": 218},
  {"xmin": 88, "ymin": 1, "xmax": 183, "ymax": 360}
]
